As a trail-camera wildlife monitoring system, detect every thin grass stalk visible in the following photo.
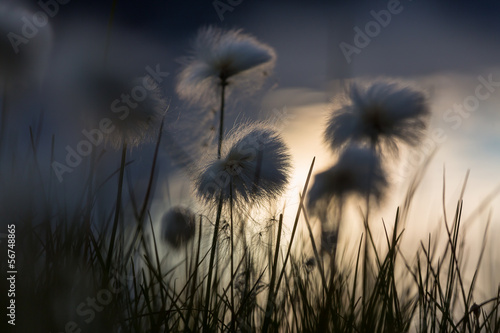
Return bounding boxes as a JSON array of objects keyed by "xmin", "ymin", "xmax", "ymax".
[
  {"xmin": 349, "ymin": 234, "xmax": 364, "ymax": 327},
  {"xmin": 83, "ymin": 148, "xmax": 98, "ymax": 262},
  {"xmin": 317, "ymin": 204, "xmax": 341, "ymax": 332},
  {"xmin": 229, "ymin": 180, "xmax": 236, "ymax": 331},
  {"xmin": 263, "ymin": 157, "xmax": 315, "ymax": 330},
  {"xmin": 300, "ymin": 198, "xmax": 327, "ymax": 292},
  {"xmin": 106, "ymin": 142, "xmax": 127, "ymax": 273},
  {"xmin": 362, "ymin": 192, "xmax": 370, "ymax": 323},
  {"xmin": 262, "ymin": 213, "xmax": 284, "ymax": 332},
  {"xmin": 203, "ymin": 193, "xmax": 224, "ymax": 331},
  {"xmin": 96, "ymin": 0, "xmax": 120, "ymax": 278},
  {"xmin": 217, "ymin": 80, "xmax": 227, "ymax": 159},
  {"xmin": 125, "ymin": 119, "xmax": 165, "ymax": 260},
  {"xmin": 361, "ymin": 140, "xmax": 378, "ymax": 324},
  {"xmin": 103, "ymin": 0, "xmax": 119, "ymax": 65},
  {"xmin": 147, "ymin": 216, "xmax": 168, "ymax": 324},
  {"xmin": 275, "ymin": 157, "xmax": 315, "ymax": 289},
  {"xmin": 466, "ymin": 213, "xmax": 491, "ymax": 311},
  {"xmin": 185, "ymin": 216, "xmax": 203, "ymax": 329}
]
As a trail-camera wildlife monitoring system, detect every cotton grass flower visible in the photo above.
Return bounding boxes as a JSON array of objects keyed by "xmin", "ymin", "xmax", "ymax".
[
  {"xmin": 176, "ymin": 26, "xmax": 276, "ymax": 106},
  {"xmin": 196, "ymin": 124, "xmax": 291, "ymax": 205},
  {"xmin": 325, "ymin": 80, "xmax": 429, "ymax": 154},
  {"xmin": 161, "ymin": 206, "xmax": 197, "ymax": 248},
  {"xmin": 106, "ymin": 75, "xmax": 167, "ymax": 149},
  {"xmin": 79, "ymin": 68, "xmax": 168, "ymax": 150},
  {"xmin": 308, "ymin": 145, "xmax": 388, "ymax": 210},
  {"xmin": 81, "ymin": 68, "xmax": 168, "ymax": 268},
  {"xmin": 177, "ymin": 26, "xmax": 276, "ymax": 159}
]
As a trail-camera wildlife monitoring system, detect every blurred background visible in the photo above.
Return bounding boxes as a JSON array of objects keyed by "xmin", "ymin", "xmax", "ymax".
[{"xmin": 2, "ymin": 0, "xmax": 500, "ymax": 309}]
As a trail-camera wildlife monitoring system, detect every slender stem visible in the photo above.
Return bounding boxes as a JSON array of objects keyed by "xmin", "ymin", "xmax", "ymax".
[
  {"xmin": 124, "ymin": 119, "xmax": 165, "ymax": 261},
  {"xmin": 267, "ymin": 157, "xmax": 315, "ymax": 328},
  {"xmin": 217, "ymin": 81, "xmax": 227, "ymax": 159},
  {"xmin": 106, "ymin": 142, "xmax": 127, "ymax": 272},
  {"xmin": 185, "ymin": 216, "xmax": 203, "ymax": 329},
  {"xmin": 84, "ymin": 148, "xmax": 97, "ymax": 261},
  {"xmin": 362, "ymin": 140, "xmax": 376, "ymax": 319},
  {"xmin": 317, "ymin": 201, "xmax": 343, "ymax": 331},
  {"xmin": 262, "ymin": 214, "xmax": 284, "ymax": 333},
  {"xmin": 103, "ymin": 0, "xmax": 119, "ymax": 66},
  {"xmin": 202, "ymin": 194, "xmax": 224, "ymax": 331},
  {"xmin": 139, "ymin": 120, "xmax": 164, "ymax": 219},
  {"xmin": 330, "ymin": 200, "xmax": 343, "ymax": 272},
  {"xmin": 362, "ymin": 200, "xmax": 369, "ymax": 321},
  {"xmin": 101, "ymin": 0, "xmax": 119, "ymax": 276},
  {"xmin": 230, "ymin": 181, "xmax": 235, "ymax": 332}
]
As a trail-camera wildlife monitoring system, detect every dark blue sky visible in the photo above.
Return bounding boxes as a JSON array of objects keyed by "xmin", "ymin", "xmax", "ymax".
[{"xmin": 23, "ymin": 0, "xmax": 500, "ymax": 86}]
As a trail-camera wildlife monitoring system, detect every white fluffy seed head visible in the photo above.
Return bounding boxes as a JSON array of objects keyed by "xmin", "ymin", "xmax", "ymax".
[
  {"xmin": 79, "ymin": 68, "xmax": 168, "ymax": 149},
  {"xmin": 308, "ymin": 145, "xmax": 388, "ymax": 209},
  {"xmin": 196, "ymin": 123, "xmax": 292, "ymax": 205},
  {"xmin": 325, "ymin": 79, "xmax": 430, "ymax": 154},
  {"xmin": 161, "ymin": 206, "xmax": 196, "ymax": 248},
  {"xmin": 176, "ymin": 26, "xmax": 276, "ymax": 106},
  {"xmin": 107, "ymin": 75, "xmax": 167, "ymax": 149}
]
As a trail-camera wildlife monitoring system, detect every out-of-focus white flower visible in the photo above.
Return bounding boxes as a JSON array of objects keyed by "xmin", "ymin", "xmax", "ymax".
[
  {"xmin": 325, "ymin": 80, "xmax": 429, "ymax": 153},
  {"xmin": 0, "ymin": 4, "xmax": 52, "ymax": 83},
  {"xmin": 78, "ymin": 67, "xmax": 168, "ymax": 149},
  {"xmin": 196, "ymin": 124, "xmax": 291, "ymax": 205},
  {"xmin": 176, "ymin": 26, "xmax": 276, "ymax": 106},
  {"xmin": 304, "ymin": 257, "xmax": 316, "ymax": 273},
  {"xmin": 161, "ymin": 206, "xmax": 196, "ymax": 248},
  {"xmin": 308, "ymin": 145, "xmax": 388, "ymax": 209}
]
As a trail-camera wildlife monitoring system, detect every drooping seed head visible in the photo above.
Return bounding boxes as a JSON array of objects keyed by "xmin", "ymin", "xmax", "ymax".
[
  {"xmin": 176, "ymin": 26, "xmax": 276, "ymax": 106},
  {"xmin": 325, "ymin": 79, "xmax": 430, "ymax": 154}
]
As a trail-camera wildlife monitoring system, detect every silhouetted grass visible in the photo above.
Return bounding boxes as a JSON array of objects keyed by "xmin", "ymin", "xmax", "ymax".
[{"xmin": 1, "ymin": 130, "xmax": 499, "ymax": 333}]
